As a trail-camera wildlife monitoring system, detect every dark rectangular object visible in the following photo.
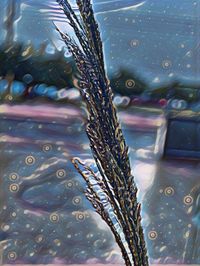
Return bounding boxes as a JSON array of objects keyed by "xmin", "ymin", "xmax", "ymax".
[{"xmin": 164, "ymin": 111, "xmax": 200, "ymax": 159}]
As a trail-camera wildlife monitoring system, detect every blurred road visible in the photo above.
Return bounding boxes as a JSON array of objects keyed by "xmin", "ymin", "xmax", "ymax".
[{"xmin": 0, "ymin": 103, "xmax": 199, "ymax": 264}]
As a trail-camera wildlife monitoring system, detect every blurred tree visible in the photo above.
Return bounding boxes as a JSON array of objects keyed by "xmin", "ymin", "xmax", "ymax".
[{"xmin": 109, "ymin": 69, "xmax": 146, "ymax": 96}]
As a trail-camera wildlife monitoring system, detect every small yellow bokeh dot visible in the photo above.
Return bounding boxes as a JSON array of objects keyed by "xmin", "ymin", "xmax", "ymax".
[
  {"xmin": 75, "ymin": 212, "xmax": 85, "ymax": 221},
  {"xmin": 25, "ymin": 155, "xmax": 35, "ymax": 165},
  {"xmin": 162, "ymin": 59, "xmax": 172, "ymax": 69},
  {"xmin": 5, "ymin": 94, "xmax": 13, "ymax": 101},
  {"xmin": 10, "ymin": 212, "xmax": 17, "ymax": 218},
  {"xmin": 125, "ymin": 79, "xmax": 135, "ymax": 89},
  {"xmin": 54, "ymin": 239, "xmax": 61, "ymax": 246},
  {"xmin": 8, "ymin": 251, "xmax": 17, "ymax": 261},
  {"xmin": 1, "ymin": 223, "xmax": 10, "ymax": 232},
  {"xmin": 35, "ymin": 234, "xmax": 44, "ymax": 243},
  {"xmin": 184, "ymin": 231, "xmax": 190, "ymax": 239},
  {"xmin": 164, "ymin": 187, "xmax": 174, "ymax": 196},
  {"xmin": 43, "ymin": 144, "xmax": 52, "ymax": 152},
  {"xmin": 9, "ymin": 183, "xmax": 19, "ymax": 193},
  {"xmin": 50, "ymin": 213, "xmax": 59, "ymax": 223},
  {"xmin": 65, "ymin": 180, "xmax": 73, "ymax": 188},
  {"xmin": 130, "ymin": 39, "xmax": 139, "ymax": 47},
  {"xmin": 56, "ymin": 169, "xmax": 66, "ymax": 179},
  {"xmin": 72, "ymin": 196, "xmax": 82, "ymax": 205},
  {"xmin": 148, "ymin": 230, "xmax": 158, "ymax": 240},
  {"xmin": 184, "ymin": 195, "xmax": 193, "ymax": 205},
  {"xmin": 9, "ymin": 173, "xmax": 19, "ymax": 181}
]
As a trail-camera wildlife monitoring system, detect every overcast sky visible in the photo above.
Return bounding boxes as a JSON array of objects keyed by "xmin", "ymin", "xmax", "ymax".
[{"xmin": 1, "ymin": 0, "xmax": 200, "ymax": 87}]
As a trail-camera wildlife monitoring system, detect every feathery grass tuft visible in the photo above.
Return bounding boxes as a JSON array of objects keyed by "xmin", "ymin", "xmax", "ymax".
[{"xmin": 56, "ymin": 1, "xmax": 149, "ymax": 265}]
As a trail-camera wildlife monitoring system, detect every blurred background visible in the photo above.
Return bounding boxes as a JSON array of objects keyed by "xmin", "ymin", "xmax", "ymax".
[{"xmin": 0, "ymin": 0, "xmax": 200, "ymax": 265}]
